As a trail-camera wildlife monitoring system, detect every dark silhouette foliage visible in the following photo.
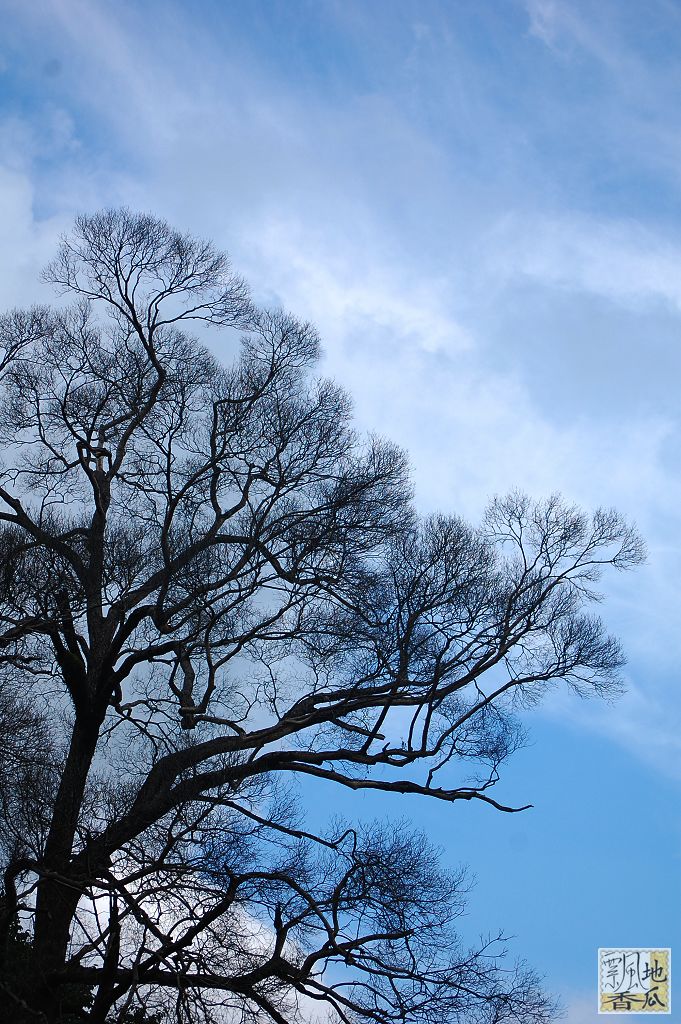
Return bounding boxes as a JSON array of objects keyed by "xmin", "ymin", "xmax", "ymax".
[{"xmin": 0, "ymin": 210, "xmax": 643, "ymax": 1023}]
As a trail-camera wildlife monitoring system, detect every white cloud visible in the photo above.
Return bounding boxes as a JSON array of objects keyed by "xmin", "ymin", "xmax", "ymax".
[
  {"xmin": 525, "ymin": 0, "xmax": 565, "ymax": 48},
  {"xmin": 524, "ymin": 0, "xmax": 645, "ymax": 76},
  {"xmin": 238, "ymin": 212, "xmax": 678, "ymax": 511},
  {"xmin": 0, "ymin": 164, "xmax": 64, "ymax": 309},
  {"xmin": 487, "ymin": 210, "xmax": 681, "ymax": 313}
]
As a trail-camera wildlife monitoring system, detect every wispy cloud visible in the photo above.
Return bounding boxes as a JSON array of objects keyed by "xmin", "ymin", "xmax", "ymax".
[
  {"xmin": 488, "ymin": 210, "xmax": 681, "ymax": 312},
  {"xmin": 2, "ymin": 0, "xmax": 681, "ymax": 782}
]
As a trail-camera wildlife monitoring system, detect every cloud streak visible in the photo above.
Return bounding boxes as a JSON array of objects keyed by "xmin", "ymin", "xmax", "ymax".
[{"xmin": 2, "ymin": 0, "xmax": 680, "ymax": 779}]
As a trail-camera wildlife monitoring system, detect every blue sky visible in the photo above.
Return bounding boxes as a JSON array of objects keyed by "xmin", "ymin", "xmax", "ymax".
[{"xmin": 2, "ymin": 1, "xmax": 681, "ymax": 1020}]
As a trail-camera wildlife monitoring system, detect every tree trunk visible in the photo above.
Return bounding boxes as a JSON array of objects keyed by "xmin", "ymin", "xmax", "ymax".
[{"xmin": 31, "ymin": 716, "xmax": 101, "ymax": 1020}]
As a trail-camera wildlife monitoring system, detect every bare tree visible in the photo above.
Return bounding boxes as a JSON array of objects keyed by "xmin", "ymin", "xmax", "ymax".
[{"xmin": 0, "ymin": 210, "xmax": 643, "ymax": 1024}]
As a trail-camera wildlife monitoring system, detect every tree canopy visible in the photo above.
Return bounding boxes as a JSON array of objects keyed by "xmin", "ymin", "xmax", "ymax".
[{"xmin": 0, "ymin": 210, "xmax": 643, "ymax": 1023}]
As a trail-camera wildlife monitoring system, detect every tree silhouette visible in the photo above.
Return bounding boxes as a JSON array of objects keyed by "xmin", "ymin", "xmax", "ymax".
[{"xmin": 0, "ymin": 210, "xmax": 643, "ymax": 1023}]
